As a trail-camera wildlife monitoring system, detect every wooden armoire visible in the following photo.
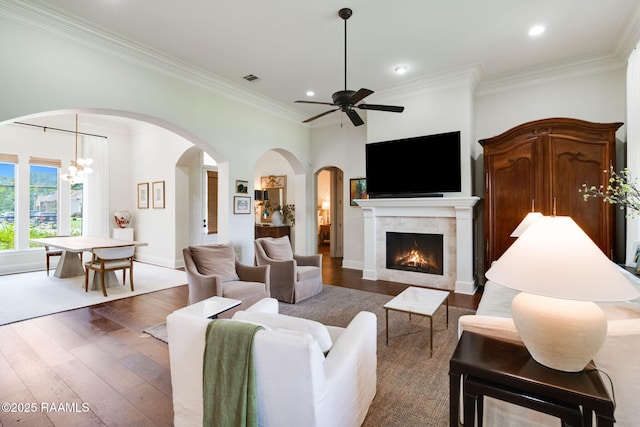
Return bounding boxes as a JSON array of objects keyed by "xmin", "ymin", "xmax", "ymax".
[{"xmin": 480, "ymin": 117, "xmax": 623, "ymax": 270}]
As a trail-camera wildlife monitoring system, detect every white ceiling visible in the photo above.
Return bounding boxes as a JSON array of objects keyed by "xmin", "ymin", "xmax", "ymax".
[{"xmin": 13, "ymin": 0, "xmax": 640, "ymax": 127}]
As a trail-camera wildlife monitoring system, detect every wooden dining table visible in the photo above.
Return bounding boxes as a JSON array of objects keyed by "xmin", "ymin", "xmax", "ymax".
[{"xmin": 31, "ymin": 236, "xmax": 148, "ymax": 290}]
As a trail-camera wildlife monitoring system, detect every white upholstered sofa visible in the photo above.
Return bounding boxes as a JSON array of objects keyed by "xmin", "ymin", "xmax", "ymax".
[
  {"xmin": 167, "ymin": 297, "xmax": 377, "ymax": 427},
  {"xmin": 458, "ymin": 267, "xmax": 640, "ymax": 426}
]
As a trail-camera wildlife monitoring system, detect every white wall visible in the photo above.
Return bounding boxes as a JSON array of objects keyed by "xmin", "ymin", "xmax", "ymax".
[
  {"xmin": 311, "ymin": 123, "xmax": 367, "ymax": 269},
  {"xmin": 311, "ymin": 66, "xmax": 628, "ymax": 274},
  {"xmin": 0, "ymin": 11, "xmax": 313, "ymax": 267},
  {"xmin": 128, "ymin": 124, "xmax": 194, "ymax": 267}
]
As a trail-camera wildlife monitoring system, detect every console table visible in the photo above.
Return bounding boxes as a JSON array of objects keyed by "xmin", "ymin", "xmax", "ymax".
[
  {"xmin": 255, "ymin": 224, "xmax": 290, "ymax": 240},
  {"xmin": 449, "ymin": 331, "xmax": 614, "ymax": 427}
]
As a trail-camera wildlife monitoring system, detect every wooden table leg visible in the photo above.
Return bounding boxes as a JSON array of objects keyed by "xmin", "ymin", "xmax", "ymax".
[
  {"xmin": 429, "ymin": 315, "xmax": 433, "ymax": 357},
  {"xmin": 449, "ymin": 372, "xmax": 461, "ymax": 427},
  {"xmin": 385, "ymin": 308, "xmax": 389, "ymax": 345}
]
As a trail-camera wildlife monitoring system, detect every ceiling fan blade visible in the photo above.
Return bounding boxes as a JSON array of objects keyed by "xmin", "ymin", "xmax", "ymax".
[
  {"xmin": 345, "ymin": 109, "xmax": 364, "ymax": 126},
  {"xmin": 358, "ymin": 104, "xmax": 405, "ymax": 113},
  {"xmin": 302, "ymin": 108, "xmax": 339, "ymax": 123},
  {"xmin": 349, "ymin": 88, "xmax": 374, "ymax": 104},
  {"xmin": 295, "ymin": 100, "xmax": 336, "ymax": 106}
]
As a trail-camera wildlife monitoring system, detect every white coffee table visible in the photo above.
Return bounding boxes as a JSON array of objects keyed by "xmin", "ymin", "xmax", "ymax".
[
  {"xmin": 384, "ymin": 286, "xmax": 449, "ymax": 356},
  {"xmin": 175, "ymin": 296, "xmax": 241, "ymax": 319}
]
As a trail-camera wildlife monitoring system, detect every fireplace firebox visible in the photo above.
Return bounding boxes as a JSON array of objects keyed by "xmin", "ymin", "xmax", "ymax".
[{"xmin": 386, "ymin": 232, "xmax": 443, "ymax": 275}]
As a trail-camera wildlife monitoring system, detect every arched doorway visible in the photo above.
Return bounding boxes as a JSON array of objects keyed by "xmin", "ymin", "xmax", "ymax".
[{"xmin": 316, "ymin": 167, "xmax": 343, "ymax": 258}]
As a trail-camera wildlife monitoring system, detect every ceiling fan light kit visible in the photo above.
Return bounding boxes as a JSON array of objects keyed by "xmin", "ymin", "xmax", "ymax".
[{"xmin": 295, "ymin": 7, "xmax": 405, "ymax": 126}]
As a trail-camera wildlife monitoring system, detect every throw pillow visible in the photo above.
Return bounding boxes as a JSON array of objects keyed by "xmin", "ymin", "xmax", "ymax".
[
  {"xmin": 189, "ymin": 243, "xmax": 240, "ymax": 282},
  {"xmin": 232, "ymin": 311, "xmax": 332, "ymax": 353},
  {"xmin": 261, "ymin": 236, "xmax": 293, "ymax": 260}
]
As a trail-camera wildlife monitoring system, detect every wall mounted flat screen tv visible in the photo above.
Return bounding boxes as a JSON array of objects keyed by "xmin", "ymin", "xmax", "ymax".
[{"xmin": 365, "ymin": 131, "xmax": 461, "ymax": 198}]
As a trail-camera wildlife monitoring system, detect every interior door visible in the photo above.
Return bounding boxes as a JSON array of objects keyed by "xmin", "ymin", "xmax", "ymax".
[{"xmin": 201, "ymin": 170, "xmax": 218, "ymax": 244}]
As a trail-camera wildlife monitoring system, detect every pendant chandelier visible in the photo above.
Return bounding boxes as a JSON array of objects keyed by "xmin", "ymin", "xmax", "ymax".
[{"xmin": 61, "ymin": 114, "xmax": 93, "ymax": 184}]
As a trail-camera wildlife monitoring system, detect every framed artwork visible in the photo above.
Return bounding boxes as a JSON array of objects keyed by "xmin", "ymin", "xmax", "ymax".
[
  {"xmin": 137, "ymin": 183, "xmax": 149, "ymax": 209},
  {"xmin": 235, "ymin": 180, "xmax": 248, "ymax": 194},
  {"xmin": 350, "ymin": 178, "xmax": 367, "ymax": 206},
  {"xmin": 152, "ymin": 180, "xmax": 165, "ymax": 209},
  {"xmin": 234, "ymin": 196, "xmax": 251, "ymax": 214}
]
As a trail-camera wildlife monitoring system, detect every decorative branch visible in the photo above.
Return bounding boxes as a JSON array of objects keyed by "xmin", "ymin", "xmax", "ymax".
[{"xmin": 580, "ymin": 166, "xmax": 640, "ymax": 217}]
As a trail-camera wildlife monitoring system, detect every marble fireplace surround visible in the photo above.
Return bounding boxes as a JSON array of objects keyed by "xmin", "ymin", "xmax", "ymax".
[{"xmin": 356, "ymin": 197, "xmax": 480, "ymax": 295}]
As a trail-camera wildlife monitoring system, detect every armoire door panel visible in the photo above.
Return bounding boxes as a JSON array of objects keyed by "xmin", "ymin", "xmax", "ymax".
[
  {"xmin": 550, "ymin": 135, "xmax": 611, "ymax": 254},
  {"xmin": 484, "ymin": 139, "xmax": 540, "ymax": 265}
]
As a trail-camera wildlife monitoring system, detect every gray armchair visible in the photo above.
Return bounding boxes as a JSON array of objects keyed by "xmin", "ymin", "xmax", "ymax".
[
  {"xmin": 254, "ymin": 236, "xmax": 322, "ymax": 303},
  {"xmin": 183, "ymin": 243, "xmax": 270, "ymax": 318}
]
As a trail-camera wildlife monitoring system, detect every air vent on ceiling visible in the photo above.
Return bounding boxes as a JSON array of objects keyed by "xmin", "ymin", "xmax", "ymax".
[{"xmin": 243, "ymin": 74, "xmax": 260, "ymax": 82}]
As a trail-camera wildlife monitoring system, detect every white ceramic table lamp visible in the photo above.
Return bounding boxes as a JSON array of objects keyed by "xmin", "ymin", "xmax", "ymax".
[{"xmin": 486, "ymin": 215, "xmax": 640, "ymax": 372}]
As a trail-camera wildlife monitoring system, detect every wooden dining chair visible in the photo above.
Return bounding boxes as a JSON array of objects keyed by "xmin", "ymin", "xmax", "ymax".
[
  {"xmin": 84, "ymin": 244, "xmax": 135, "ymax": 297},
  {"xmin": 44, "ymin": 245, "xmax": 63, "ymax": 276},
  {"xmin": 43, "ymin": 235, "xmax": 82, "ymax": 276}
]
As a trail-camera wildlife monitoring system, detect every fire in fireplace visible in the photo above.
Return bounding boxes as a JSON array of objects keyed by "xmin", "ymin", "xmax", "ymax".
[{"xmin": 386, "ymin": 232, "xmax": 443, "ymax": 275}]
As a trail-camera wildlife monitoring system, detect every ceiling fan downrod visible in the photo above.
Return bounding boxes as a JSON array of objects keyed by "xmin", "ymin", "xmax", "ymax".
[{"xmin": 339, "ymin": 8, "xmax": 352, "ymax": 92}]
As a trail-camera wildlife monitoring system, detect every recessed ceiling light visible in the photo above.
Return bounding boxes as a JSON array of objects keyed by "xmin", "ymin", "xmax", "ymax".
[
  {"xmin": 394, "ymin": 66, "xmax": 408, "ymax": 75},
  {"xmin": 528, "ymin": 25, "xmax": 545, "ymax": 37},
  {"xmin": 306, "ymin": 90, "xmax": 315, "ymax": 97}
]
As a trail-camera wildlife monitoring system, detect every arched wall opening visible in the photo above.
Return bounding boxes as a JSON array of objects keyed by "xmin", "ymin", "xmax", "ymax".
[
  {"xmin": 0, "ymin": 108, "xmax": 235, "ymax": 273},
  {"xmin": 254, "ymin": 148, "xmax": 310, "ymax": 254}
]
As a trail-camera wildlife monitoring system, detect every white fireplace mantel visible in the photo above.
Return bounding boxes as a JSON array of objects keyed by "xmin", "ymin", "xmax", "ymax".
[{"xmin": 356, "ymin": 196, "xmax": 480, "ymax": 295}]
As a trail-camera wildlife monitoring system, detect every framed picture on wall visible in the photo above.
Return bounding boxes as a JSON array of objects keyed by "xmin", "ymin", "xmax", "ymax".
[
  {"xmin": 235, "ymin": 180, "xmax": 248, "ymax": 194},
  {"xmin": 234, "ymin": 196, "xmax": 251, "ymax": 214},
  {"xmin": 152, "ymin": 181, "xmax": 165, "ymax": 209},
  {"xmin": 350, "ymin": 178, "xmax": 367, "ymax": 206},
  {"xmin": 137, "ymin": 183, "xmax": 149, "ymax": 209}
]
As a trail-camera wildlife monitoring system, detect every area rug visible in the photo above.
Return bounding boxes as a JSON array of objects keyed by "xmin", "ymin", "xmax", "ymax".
[
  {"xmin": 0, "ymin": 262, "xmax": 187, "ymax": 325},
  {"xmin": 144, "ymin": 284, "xmax": 474, "ymax": 426}
]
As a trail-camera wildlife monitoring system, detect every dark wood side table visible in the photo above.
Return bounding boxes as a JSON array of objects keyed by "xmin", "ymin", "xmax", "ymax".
[
  {"xmin": 449, "ymin": 331, "xmax": 615, "ymax": 427},
  {"xmin": 255, "ymin": 224, "xmax": 290, "ymax": 240}
]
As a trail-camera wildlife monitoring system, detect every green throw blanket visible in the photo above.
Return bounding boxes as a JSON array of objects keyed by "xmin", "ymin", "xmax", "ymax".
[{"xmin": 203, "ymin": 320, "xmax": 264, "ymax": 427}]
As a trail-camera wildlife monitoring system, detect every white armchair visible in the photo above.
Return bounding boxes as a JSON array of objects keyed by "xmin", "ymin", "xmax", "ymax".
[{"xmin": 167, "ymin": 298, "xmax": 377, "ymax": 427}]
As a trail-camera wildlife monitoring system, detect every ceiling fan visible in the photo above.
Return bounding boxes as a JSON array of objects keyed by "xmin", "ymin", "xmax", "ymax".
[{"xmin": 295, "ymin": 7, "xmax": 404, "ymax": 126}]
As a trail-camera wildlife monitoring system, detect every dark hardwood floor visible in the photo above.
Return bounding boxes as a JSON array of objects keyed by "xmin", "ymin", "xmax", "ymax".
[{"xmin": 0, "ymin": 247, "xmax": 481, "ymax": 426}]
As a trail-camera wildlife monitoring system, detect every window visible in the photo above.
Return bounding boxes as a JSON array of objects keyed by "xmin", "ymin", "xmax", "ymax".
[
  {"xmin": 0, "ymin": 157, "xmax": 17, "ymax": 250},
  {"xmin": 70, "ymin": 183, "xmax": 83, "ymax": 236},
  {"xmin": 29, "ymin": 163, "xmax": 59, "ymax": 239}
]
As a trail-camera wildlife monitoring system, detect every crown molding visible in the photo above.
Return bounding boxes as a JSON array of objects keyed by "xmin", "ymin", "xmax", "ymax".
[
  {"xmin": 3, "ymin": 0, "xmax": 637, "ymax": 125},
  {"xmin": 0, "ymin": 1, "xmax": 308, "ymax": 125},
  {"xmin": 375, "ymin": 66, "xmax": 483, "ymax": 102},
  {"xmin": 475, "ymin": 53, "xmax": 626, "ymax": 97},
  {"xmin": 612, "ymin": 1, "xmax": 640, "ymax": 60}
]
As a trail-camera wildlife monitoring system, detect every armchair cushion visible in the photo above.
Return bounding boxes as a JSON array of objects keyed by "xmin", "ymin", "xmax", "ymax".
[
  {"xmin": 233, "ymin": 310, "xmax": 333, "ymax": 353},
  {"xmin": 189, "ymin": 243, "xmax": 239, "ymax": 282},
  {"xmin": 260, "ymin": 236, "xmax": 293, "ymax": 260},
  {"xmin": 297, "ymin": 265, "xmax": 320, "ymax": 282}
]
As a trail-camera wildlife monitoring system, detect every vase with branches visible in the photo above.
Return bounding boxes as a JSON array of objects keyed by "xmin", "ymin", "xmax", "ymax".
[
  {"xmin": 264, "ymin": 201, "xmax": 295, "ymax": 225},
  {"xmin": 580, "ymin": 166, "xmax": 640, "ymax": 217}
]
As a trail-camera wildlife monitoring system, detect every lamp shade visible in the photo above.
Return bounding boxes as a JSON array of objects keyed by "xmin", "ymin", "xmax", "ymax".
[
  {"xmin": 486, "ymin": 216, "xmax": 640, "ymax": 302},
  {"xmin": 321, "ymin": 201, "xmax": 330, "ymax": 210},
  {"xmin": 510, "ymin": 212, "xmax": 543, "ymax": 237}
]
